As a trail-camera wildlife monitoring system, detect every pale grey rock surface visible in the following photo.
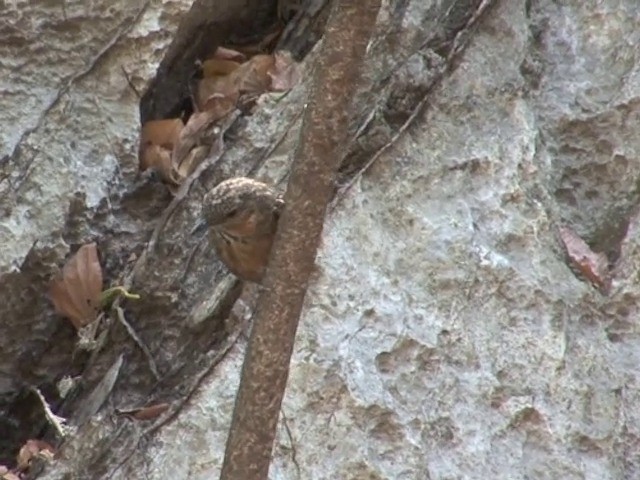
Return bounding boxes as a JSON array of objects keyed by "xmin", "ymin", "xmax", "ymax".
[
  {"xmin": 0, "ymin": 0, "xmax": 191, "ymax": 465},
  {"xmin": 4, "ymin": 0, "xmax": 640, "ymax": 479},
  {"xmin": 0, "ymin": 0, "xmax": 184, "ymax": 271},
  {"xmin": 0, "ymin": 0, "xmax": 192, "ymax": 405},
  {"xmin": 122, "ymin": 1, "xmax": 640, "ymax": 479}
]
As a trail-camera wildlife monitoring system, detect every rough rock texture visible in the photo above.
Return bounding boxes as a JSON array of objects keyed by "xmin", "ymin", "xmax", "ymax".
[
  {"xmin": 125, "ymin": 1, "xmax": 640, "ymax": 479},
  {"xmin": 3, "ymin": 0, "xmax": 640, "ymax": 479},
  {"xmin": 0, "ymin": 0, "xmax": 194, "ymax": 464}
]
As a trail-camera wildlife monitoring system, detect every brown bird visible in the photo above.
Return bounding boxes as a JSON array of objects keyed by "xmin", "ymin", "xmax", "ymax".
[{"xmin": 194, "ymin": 177, "xmax": 284, "ymax": 282}]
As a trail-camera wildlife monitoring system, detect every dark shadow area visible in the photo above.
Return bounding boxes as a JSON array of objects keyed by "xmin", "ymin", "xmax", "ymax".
[{"xmin": 140, "ymin": 0, "xmax": 281, "ymax": 123}]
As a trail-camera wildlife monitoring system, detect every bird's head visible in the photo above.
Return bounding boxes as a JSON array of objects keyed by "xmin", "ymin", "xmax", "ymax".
[{"xmin": 193, "ymin": 177, "xmax": 283, "ymax": 239}]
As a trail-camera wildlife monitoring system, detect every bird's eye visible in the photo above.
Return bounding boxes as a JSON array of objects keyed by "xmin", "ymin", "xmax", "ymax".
[{"xmin": 224, "ymin": 208, "xmax": 238, "ymax": 219}]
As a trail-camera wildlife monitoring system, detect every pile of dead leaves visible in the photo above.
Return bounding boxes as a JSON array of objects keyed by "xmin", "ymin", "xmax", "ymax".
[
  {"xmin": 139, "ymin": 47, "xmax": 299, "ymax": 194},
  {"xmin": 49, "ymin": 243, "xmax": 103, "ymax": 330},
  {"xmin": 0, "ymin": 439, "xmax": 55, "ymax": 479}
]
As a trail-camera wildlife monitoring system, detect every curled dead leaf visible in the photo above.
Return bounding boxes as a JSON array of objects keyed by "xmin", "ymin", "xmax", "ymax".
[
  {"xmin": 141, "ymin": 144, "xmax": 180, "ymax": 186},
  {"xmin": 201, "ymin": 92, "xmax": 237, "ymax": 118},
  {"xmin": 49, "ymin": 243, "xmax": 103, "ymax": 329},
  {"xmin": 196, "ymin": 51, "xmax": 295, "ymax": 112},
  {"xmin": 138, "ymin": 118, "xmax": 184, "ymax": 185},
  {"xmin": 210, "ymin": 46, "xmax": 246, "ymax": 62},
  {"xmin": 232, "ymin": 54, "xmax": 275, "ymax": 95},
  {"xmin": 201, "ymin": 58, "xmax": 241, "ymax": 78},
  {"xmin": 196, "ymin": 76, "xmax": 239, "ymax": 113},
  {"xmin": 139, "ymin": 119, "xmax": 183, "ymax": 156},
  {"xmin": 116, "ymin": 402, "xmax": 170, "ymax": 421},
  {"xmin": 172, "ymin": 109, "xmax": 220, "ymax": 169},
  {"xmin": 559, "ymin": 226, "xmax": 611, "ymax": 293},
  {"xmin": 174, "ymin": 145, "xmax": 210, "ymax": 183},
  {"xmin": 16, "ymin": 439, "xmax": 55, "ymax": 471}
]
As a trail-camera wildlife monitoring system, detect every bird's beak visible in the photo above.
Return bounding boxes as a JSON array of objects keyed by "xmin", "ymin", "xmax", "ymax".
[{"xmin": 191, "ymin": 218, "xmax": 208, "ymax": 236}]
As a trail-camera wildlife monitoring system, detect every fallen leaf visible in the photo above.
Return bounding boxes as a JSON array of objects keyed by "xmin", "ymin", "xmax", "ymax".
[
  {"xmin": 138, "ymin": 118, "xmax": 184, "ymax": 179},
  {"xmin": 559, "ymin": 226, "xmax": 611, "ymax": 293},
  {"xmin": 141, "ymin": 144, "xmax": 180, "ymax": 186},
  {"xmin": 49, "ymin": 243, "xmax": 103, "ymax": 329},
  {"xmin": 174, "ymin": 145, "xmax": 210, "ymax": 181},
  {"xmin": 210, "ymin": 46, "xmax": 246, "ymax": 62},
  {"xmin": 116, "ymin": 402, "xmax": 170, "ymax": 421},
  {"xmin": 140, "ymin": 119, "xmax": 184, "ymax": 153},
  {"xmin": 201, "ymin": 58, "xmax": 241, "ymax": 78},
  {"xmin": 269, "ymin": 50, "xmax": 300, "ymax": 91},
  {"xmin": 196, "ymin": 53, "xmax": 283, "ymax": 112},
  {"xmin": 196, "ymin": 76, "xmax": 239, "ymax": 112},
  {"xmin": 232, "ymin": 54, "xmax": 275, "ymax": 95},
  {"xmin": 172, "ymin": 109, "xmax": 220, "ymax": 168},
  {"xmin": 201, "ymin": 92, "xmax": 237, "ymax": 118},
  {"xmin": 16, "ymin": 439, "xmax": 55, "ymax": 471}
]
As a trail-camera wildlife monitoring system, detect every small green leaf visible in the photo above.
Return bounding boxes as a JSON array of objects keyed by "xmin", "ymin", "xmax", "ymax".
[{"xmin": 100, "ymin": 286, "xmax": 140, "ymax": 308}]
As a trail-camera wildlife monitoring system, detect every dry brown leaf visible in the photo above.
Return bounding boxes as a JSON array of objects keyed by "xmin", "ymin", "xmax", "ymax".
[
  {"xmin": 16, "ymin": 439, "xmax": 55, "ymax": 471},
  {"xmin": 201, "ymin": 92, "xmax": 237, "ymax": 118},
  {"xmin": 269, "ymin": 50, "xmax": 300, "ymax": 91},
  {"xmin": 196, "ymin": 76, "xmax": 239, "ymax": 112},
  {"xmin": 201, "ymin": 58, "xmax": 241, "ymax": 78},
  {"xmin": 232, "ymin": 54, "xmax": 275, "ymax": 95},
  {"xmin": 140, "ymin": 119, "xmax": 183, "ymax": 152},
  {"xmin": 133, "ymin": 402, "xmax": 170, "ymax": 420},
  {"xmin": 174, "ymin": 145, "xmax": 210, "ymax": 182},
  {"xmin": 0, "ymin": 467, "xmax": 19, "ymax": 480},
  {"xmin": 196, "ymin": 54, "xmax": 277, "ymax": 112},
  {"xmin": 49, "ymin": 243, "xmax": 103, "ymax": 330},
  {"xmin": 172, "ymin": 109, "xmax": 220, "ymax": 167},
  {"xmin": 141, "ymin": 144, "xmax": 180, "ymax": 186},
  {"xmin": 210, "ymin": 46, "xmax": 246, "ymax": 62},
  {"xmin": 559, "ymin": 226, "xmax": 611, "ymax": 293},
  {"xmin": 116, "ymin": 402, "xmax": 171, "ymax": 421},
  {"xmin": 138, "ymin": 118, "xmax": 184, "ymax": 183}
]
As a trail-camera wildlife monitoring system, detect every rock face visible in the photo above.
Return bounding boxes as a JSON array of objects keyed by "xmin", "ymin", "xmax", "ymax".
[
  {"xmin": 0, "ymin": 0, "xmax": 194, "ymax": 466},
  {"xmin": 3, "ymin": 0, "xmax": 640, "ymax": 479}
]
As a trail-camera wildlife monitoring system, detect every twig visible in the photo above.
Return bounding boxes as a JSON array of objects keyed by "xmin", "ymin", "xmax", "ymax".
[
  {"xmin": 11, "ymin": 149, "xmax": 40, "ymax": 193},
  {"xmin": 448, "ymin": 0, "xmax": 497, "ymax": 62},
  {"xmin": 121, "ymin": 66, "xmax": 142, "ymax": 99},
  {"xmin": 141, "ymin": 327, "xmax": 242, "ymax": 437},
  {"xmin": 280, "ymin": 409, "xmax": 301, "ymax": 477},
  {"xmin": 105, "ymin": 329, "xmax": 240, "ymax": 479},
  {"xmin": 115, "ymin": 306, "xmax": 160, "ymax": 381},
  {"xmin": 330, "ymin": 93, "xmax": 431, "ymax": 209},
  {"xmin": 105, "ymin": 423, "xmax": 142, "ymax": 480},
  {"xmin": 180, "ymin": 237, "xmax": 205, "ymax": 284},
  {"xmin": 247, "ymin": 105, "xmax": 306, "ymax": 179},
  {"xmin": 331, "ymin": 0, "xmax": 498, "ymax": 207}
]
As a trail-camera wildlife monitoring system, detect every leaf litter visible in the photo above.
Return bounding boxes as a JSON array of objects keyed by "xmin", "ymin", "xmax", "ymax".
[{"xmin": 138, "ymin": 46, "xmax": 300, "ymax": 194}]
